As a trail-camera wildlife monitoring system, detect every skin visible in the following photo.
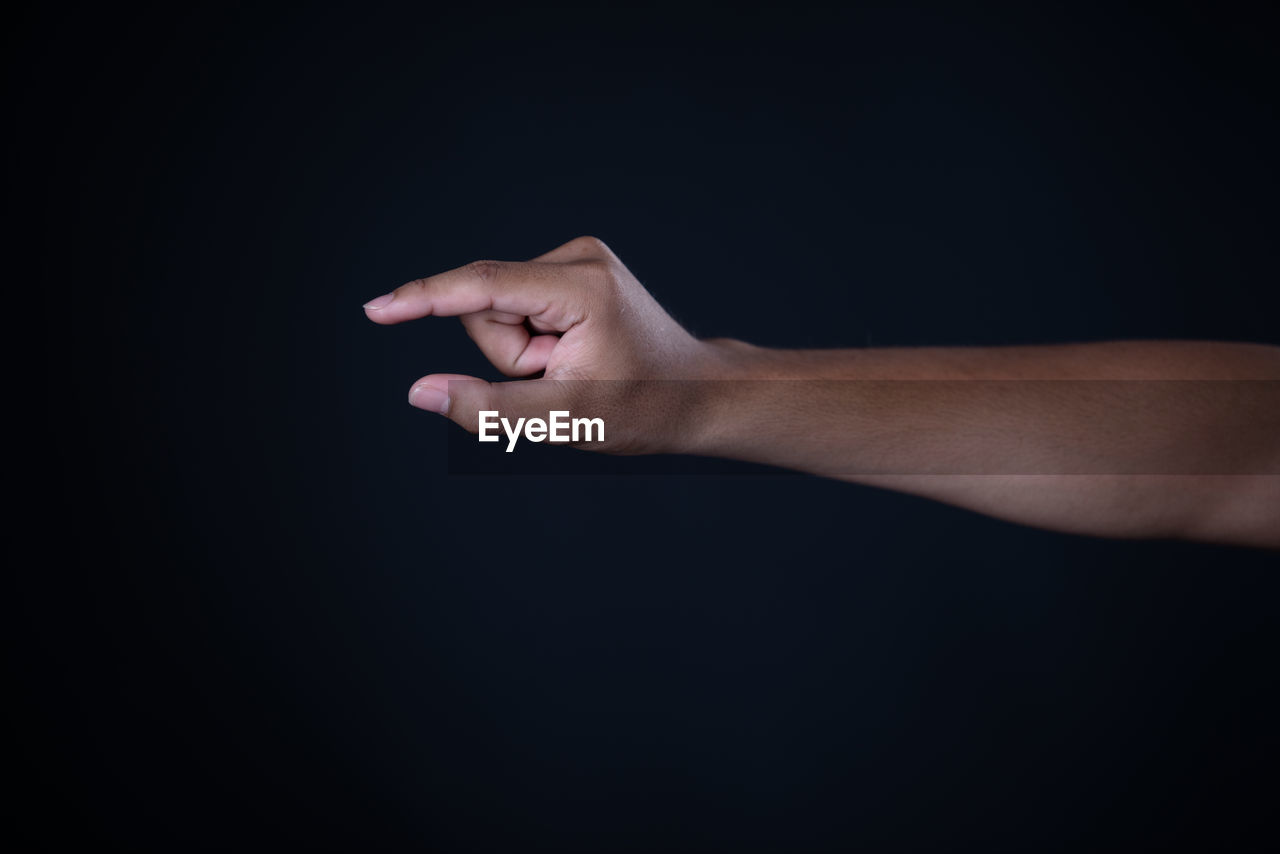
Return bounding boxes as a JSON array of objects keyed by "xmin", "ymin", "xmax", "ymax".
[{"xmin": 364, "ymin": 236, "xmax": 1280, "ymax": 549}]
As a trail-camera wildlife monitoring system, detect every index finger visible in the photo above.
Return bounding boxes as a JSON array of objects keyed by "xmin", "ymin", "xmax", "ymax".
[{"xmin": 363, "ymin": 259, "xmax": 581, "ymax": 328}]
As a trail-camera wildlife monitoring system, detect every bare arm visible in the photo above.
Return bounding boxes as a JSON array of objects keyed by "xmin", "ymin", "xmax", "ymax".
[
  {"xmin": 686, "ymin": 340, "xmax": 1280, "ymax": 548},
  {"xmin": 364, "ymin": 237, "xmax": 1280, "ymax": 549}
]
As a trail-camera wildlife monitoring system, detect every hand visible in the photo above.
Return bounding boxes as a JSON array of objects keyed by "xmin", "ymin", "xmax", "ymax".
[{"xmin": 363, "ymin": 236, "xmax": 731, "ymax": 453}]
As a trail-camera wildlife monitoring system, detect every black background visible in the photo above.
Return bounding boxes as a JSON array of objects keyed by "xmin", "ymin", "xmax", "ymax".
[{"xmin": 18, "ymin": 2, "xmax": 1280, "ymax": 850}]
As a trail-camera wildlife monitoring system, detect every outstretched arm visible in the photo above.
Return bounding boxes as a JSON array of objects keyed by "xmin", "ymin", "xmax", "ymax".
[
  {"xmin": 686, "ymin": 339, "xmax": 1280, "ymax": 548},
  {"xmin": 364, "ymin": 237, "xmax": 1280, "ymax": 549}
]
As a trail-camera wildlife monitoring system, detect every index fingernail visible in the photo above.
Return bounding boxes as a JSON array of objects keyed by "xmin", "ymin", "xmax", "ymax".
[{"xmin": 363, "ymin": 293, "xmax": 395, "ymax": 310}]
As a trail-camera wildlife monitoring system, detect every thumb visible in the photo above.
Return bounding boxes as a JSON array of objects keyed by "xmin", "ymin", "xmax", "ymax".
[{"xmin": 408, "ymin": 373, "xmax": 584, "ymax": 437}]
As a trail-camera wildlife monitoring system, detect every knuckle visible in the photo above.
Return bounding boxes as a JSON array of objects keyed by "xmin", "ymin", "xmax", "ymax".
[
  {"xmin": 570, "ymin": 235, "xmax": 611, "ymax": 256},
  {"xmin": 466, "ymin": 259, "xmax": 503, "ymax": 283}
]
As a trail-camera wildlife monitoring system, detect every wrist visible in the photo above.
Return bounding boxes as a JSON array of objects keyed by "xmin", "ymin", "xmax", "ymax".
[{"xmin": 669, "ymin": 338, "xmax": 779, "ymax": 456}]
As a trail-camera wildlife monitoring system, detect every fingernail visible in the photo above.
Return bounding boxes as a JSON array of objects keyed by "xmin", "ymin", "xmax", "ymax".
[
  {"xmin": 363, "ymin": 292, "xmax": 395, "ymax": 310},
  {"xmin": 409, "ymin": 384, "xmax": 450, "ymax": 414}
]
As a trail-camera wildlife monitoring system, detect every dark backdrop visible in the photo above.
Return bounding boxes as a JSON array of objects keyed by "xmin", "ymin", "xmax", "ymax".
[{"xmin": 17, "ymin": 2, "xmax": 1280, "ymax": 851}]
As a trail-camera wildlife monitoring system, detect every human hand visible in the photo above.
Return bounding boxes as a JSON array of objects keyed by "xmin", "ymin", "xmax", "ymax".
[{"xmin": 363, "ymin": 236, "xmax": 733, "ymax": 453}]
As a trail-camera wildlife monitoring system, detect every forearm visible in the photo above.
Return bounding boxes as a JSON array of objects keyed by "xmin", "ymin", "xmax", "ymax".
[{"xmin": 685, "ymin": 340, "xmax": 1280, "ymax": 546}]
